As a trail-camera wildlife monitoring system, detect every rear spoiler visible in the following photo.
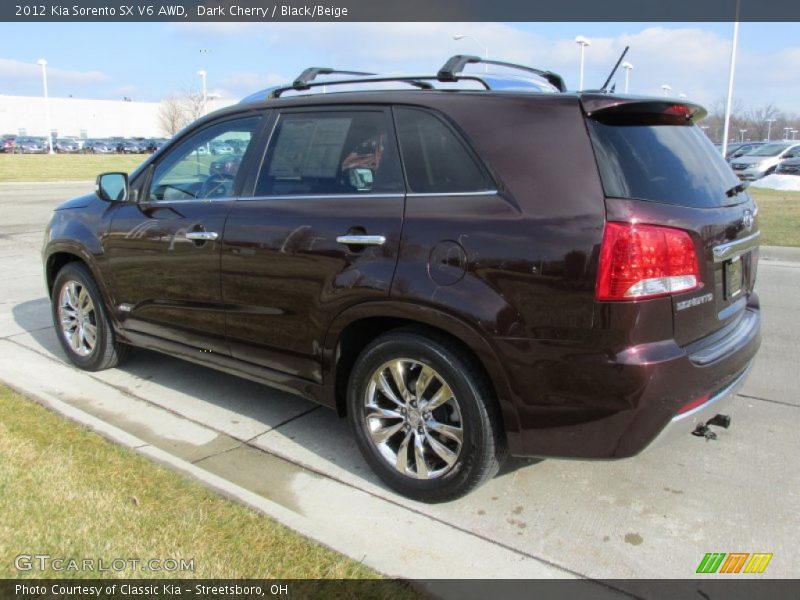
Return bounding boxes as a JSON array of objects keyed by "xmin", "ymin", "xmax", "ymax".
[{"xmin": 581, "ymin": 94, "xmax": 707, "ymax": 125}]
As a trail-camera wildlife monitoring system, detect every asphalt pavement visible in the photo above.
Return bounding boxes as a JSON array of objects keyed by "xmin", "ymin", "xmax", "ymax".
[{"xmin": 0, "ymin": 182, "xmax": 797, "ymax": 590}]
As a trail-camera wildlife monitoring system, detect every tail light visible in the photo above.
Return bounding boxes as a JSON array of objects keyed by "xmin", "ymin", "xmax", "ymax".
[{"xmin": 596, "ymin": 221, "xmax": 700, "ymax": 301}]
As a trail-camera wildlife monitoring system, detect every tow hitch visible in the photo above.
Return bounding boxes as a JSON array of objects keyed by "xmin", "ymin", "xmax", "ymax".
[{"xmin": 692, "ymin": 414, "xmax": 731, "ymax": 441}]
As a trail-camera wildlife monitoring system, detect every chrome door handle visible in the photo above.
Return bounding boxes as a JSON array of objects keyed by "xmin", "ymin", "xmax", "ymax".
[
  {"xmin": 185, "ymin": 231, "xmax": 219, "ymax": 241},
  {"xmin": 336, "ymin": 235, "xmax": 386, "ymax": 246}
]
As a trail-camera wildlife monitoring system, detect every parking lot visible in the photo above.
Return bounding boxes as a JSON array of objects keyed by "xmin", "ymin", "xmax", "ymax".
[{"xmin": 1, "ymin": 181, "xmax": 798, "ymax": 588}]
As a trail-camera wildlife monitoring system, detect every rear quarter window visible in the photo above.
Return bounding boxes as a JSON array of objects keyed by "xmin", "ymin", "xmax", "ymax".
[
  {"xmin": 587, "ymin": 119, "xmax": 742, "ymax": 208},
  {"xmin": 394, "ymin": 107, "xmax": 494, "ymax": 194}
]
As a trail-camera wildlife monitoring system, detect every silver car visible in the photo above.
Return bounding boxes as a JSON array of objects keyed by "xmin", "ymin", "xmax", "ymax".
[{"xmin": 729, "ymin": 142, "xmax": 800, "ymax": 180}]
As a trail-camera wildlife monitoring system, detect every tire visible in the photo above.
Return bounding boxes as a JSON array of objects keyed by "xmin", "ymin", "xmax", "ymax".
[
  {"xmin": 347, "ymin": 327, "xmax": 506, "ymax": 502},
  {"xmin": 51, "ymin": 262, "xmax": 129, "ymax": 371}
]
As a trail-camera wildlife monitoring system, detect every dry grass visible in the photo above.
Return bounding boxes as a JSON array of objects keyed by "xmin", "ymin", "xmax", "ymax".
[
  {"xmin": 0, "ymin": 154, "xmax": 147, "ymax": 182},
  {"xmin": 749, "ymin": 188, "xmax": 800, "ymax": 247},
  {"xmin": 0, "ymin": 384, "xmax": 398, "ymax": 582}
]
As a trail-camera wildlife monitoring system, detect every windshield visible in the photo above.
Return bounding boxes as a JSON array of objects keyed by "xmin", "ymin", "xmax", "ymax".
[
  {"xmin": 588, "ymin": 120, "xmax": 742, "ymax": 208},
  {"xmin": 746, "ymin": 143, "xmax": 791, "ymax": 157}
]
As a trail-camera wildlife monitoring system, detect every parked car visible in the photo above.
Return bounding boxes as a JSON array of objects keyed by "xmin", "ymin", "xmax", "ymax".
[
  {"xmin": 1, "ymin": 135, "xmax": 16, "ymax": 153},
  {"xmin": 119, "ymin": 140, "xmax": 144, "ymax": 154},
  {"xmin": 725, "ymin": 141, "xmax": 764, "ymax": 161},
  {"xmin": 89, "ymin": 140, "xmax": 117, "ymax": 154},
  {"xmin": 55, "ymin": 138, "xmax": 81, "ymax": 153},
  {"xmin": 15, "ymin": 137, "xmax": 46, "ymax": 153},
  {"xmin": 42, "ymin": 57, "xmax": 761, "ymax": 502},
  {"xmin": 775, "ymin": 157, "xmax": 800, "ymax": 175},
  {"xmin": 729, "ymin": 142, "xmax": 800, "ymax": 180},
  {"xmin": 210, "ymin": 140, "xmax": 235, "ymax": 155}
]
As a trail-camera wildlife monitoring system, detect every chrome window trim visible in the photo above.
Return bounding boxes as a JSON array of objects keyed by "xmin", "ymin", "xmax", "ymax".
[
  {"xmin": 712, "ymin": 231, "xmax": 761, "ymax": 263},
  {"xmin": 241, "ymin": 193, "xmax": 406, "ymax": 202},
  {"xmin": 406, "ymin": 190, "xmax": 498, "ymax": 197},
  {"xmin": 139, "ymin": 197, "xmax": 236, "ymax": 205}
]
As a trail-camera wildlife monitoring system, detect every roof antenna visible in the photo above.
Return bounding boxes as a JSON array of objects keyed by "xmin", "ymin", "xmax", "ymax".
[{"xmin": 600, "ymin": 46, "xmax": 629, "ymax": 92}]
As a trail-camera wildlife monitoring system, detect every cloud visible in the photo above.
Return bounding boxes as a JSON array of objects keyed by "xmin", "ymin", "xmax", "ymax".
[
  {"xmin": 106, "ymin": 23, "xmax": 800, "ymax": 113},
  {"xmin": 0, "ymin": 58, "xmax": 109, "ymax": 86}
]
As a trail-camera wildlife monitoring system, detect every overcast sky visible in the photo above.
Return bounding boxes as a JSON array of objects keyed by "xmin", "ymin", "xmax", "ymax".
[{"xmin": 1, "ymin": 22, "xmax": 798, "ymax": 114}]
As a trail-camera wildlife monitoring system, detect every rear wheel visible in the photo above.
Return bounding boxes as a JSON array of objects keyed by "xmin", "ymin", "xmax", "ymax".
[
  {"xmin": 347, "ymin": 328, "xmax": 505, "ymax": 502},
  {"xmin": 51, "ymin": 262, "xmax": 129, "ymax": 371}
]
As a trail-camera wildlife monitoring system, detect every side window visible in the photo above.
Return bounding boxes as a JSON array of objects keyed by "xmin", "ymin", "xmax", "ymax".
[
  {"xmin": 148, "ymin": 116, "xmax": 260, "ymax": 202},
  {"xmin": 394, "ymin": 107, "xmax": 494, "ymax": 194},
  {"xmin": 256, "ymin": 111, "xmax": 403, "ymax": 196}
]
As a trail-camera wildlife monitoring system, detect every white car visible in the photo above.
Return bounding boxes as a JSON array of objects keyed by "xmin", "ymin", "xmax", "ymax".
[{"xmin": 729, "ymin": 142, "xmax": 800, "ymax": 180}]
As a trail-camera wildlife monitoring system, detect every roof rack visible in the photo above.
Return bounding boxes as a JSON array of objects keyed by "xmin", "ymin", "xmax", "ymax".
[
  {"xmin": 292, "ymin": 68, "xmax": 375, "ymax": 90},
  {"xmin": 262, "ymin": 55, "xmax": 567, "ymax": 100},
  {"xmin": 437, "ymin": 55, "xmax": 567, "ymax": 92},
  {"xmin": 268, "ymin": 73, "xmax": 459, "ymax": 99}
]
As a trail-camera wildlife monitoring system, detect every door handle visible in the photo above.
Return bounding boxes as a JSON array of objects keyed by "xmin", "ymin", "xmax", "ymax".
[
  {"xmin": 185, "ymin": 231, "xmax": 219, "ymax": 241},
  {"xmin": 335, "ymin": 235, "xmax": 386, "ymax": 246}
]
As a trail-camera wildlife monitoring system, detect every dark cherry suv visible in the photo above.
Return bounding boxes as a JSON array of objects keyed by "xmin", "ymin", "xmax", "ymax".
[{"xmin": 43, "ymin": 57, "xmax": 761, "ymax": 502}]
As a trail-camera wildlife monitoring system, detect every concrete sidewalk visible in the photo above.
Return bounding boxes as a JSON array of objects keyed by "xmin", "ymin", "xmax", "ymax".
[{"xmin": 1, "ymin": 183, "xmax": 799, "ymax": 591}]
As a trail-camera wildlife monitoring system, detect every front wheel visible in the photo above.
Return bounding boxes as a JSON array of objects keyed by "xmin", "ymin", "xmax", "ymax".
[
  {"xmin": 347, "ymin": 329, "xmax": 506, "ymax": 502},
  {"xmin": 51, "ymin": 262, "xmax": 129, "ymax": 371}
]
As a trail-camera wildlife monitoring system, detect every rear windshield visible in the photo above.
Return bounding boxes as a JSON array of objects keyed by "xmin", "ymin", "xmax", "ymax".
[{"xmin": 587, "ymin": 120, "xmax": 742, "ymax": 208}]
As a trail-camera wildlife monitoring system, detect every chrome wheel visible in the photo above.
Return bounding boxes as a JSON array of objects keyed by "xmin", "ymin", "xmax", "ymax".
[
  {"xmin": 57, "ymin": 280, "xmax": 97, "ymax": 357},
  {"xmin": 364, "ymin": 359, "xmax": 464, "ymax": 480}
]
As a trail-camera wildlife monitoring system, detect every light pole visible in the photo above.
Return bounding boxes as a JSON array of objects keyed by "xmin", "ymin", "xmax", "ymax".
[
  {"xmin": 197, "ymin": 69, "xmax": 207, "ymax": 113},
  {"xmin": 791, "ymin": 129, "xmax": 798, "ymax": 141},
  {"xmin": 453, "ymin": 34, "xmax": 488, "ymax": 72},
  {"xmin": 720, "ymin": 5, "xmax": 740, "ymax": 159},
  {"xmin": 37, "ymin": 59, "xmax": 54, "ymax": 154},
  {"xmin": 784, "ymin": 127, "xmax": 790, "ymax": 140},
  {"xmin": 621, "ymin": 61, "xmax": 633, "ymax": 93},
  {"xmin": 739, "ymin": 129, "xmax": 747, "ymax": 142},
  {"xmin": 765, "ymin": 118, "xmax": 777, "ymax": 141},
  {"xmin": 575, "ymin": 36, "xmax": 591, "ymax": 91},
  {"xmin": 661, "ymin": 84, "xmax": 672, "ymax": 97}
]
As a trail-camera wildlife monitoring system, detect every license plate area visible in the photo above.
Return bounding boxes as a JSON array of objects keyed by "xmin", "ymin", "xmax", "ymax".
[{"xmin": 724, "ymin": 255, "xmax": 743, "ymax": 299}]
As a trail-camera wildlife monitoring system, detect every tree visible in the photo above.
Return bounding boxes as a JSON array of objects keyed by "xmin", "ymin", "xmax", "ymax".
[
  {"xmin": 157, "ymin": 95, "xmax": 187, "ymax": 137},
  {"xmin": 157, "ymin": 86, "xmax": 207, "ymax": 137}
]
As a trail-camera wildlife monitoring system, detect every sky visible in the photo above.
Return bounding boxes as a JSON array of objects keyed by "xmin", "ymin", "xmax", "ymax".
[{"xmin": 0, "ymin": 22, "xmax": 798, "ymax": 115}]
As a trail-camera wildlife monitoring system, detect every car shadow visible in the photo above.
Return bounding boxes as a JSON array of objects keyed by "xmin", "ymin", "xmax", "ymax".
[{"xmin": 12, "ymin": 297, "xmax": 546, "ymax": 499}]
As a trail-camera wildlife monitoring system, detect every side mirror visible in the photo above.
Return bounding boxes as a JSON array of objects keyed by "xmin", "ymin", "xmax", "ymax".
[{"xmin": 96, "ymin": 172, "xmax": 129, "ymax": 202}]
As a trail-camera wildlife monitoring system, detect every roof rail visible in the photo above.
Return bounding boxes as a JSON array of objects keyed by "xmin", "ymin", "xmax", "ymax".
[
  {"xmin": 437, "ymin": 54, "xmax": 567, "ymax": 92},
  {"xmin": 267, "ymin": 74, "xmax": 477, "ymax": 99}
]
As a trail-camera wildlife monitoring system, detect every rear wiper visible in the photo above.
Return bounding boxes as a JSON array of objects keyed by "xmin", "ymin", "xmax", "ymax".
[{"xmin": 725, "ymin": 182, "xmax": 749, "ymax": 198}]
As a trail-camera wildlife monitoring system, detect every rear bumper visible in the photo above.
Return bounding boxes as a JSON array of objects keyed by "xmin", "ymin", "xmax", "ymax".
[
  {"xmin": 644, "ymin": 361, "xmax": 751, "ymax": 450},
  {"xmin": 496, "ymin": 303, "xmax": 761, "ymax": 459}
]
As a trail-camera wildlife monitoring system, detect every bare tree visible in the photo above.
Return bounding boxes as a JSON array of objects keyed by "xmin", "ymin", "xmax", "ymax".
[
  {"xmin": 745, "ymin": 103, "xmax": 782, "ymax": 141},
  {"xmin": 158, "ymin": 95, "xmax": 188, "ymax": 137},
  {"xmin": 182, "ymin": 86, "xmax": 206, "ymax": 124}
]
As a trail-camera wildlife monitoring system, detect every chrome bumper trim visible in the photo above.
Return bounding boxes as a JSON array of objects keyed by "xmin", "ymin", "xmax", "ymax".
[{"xmin": 646, "ymin": 361, "xmax": 752, "ymax": 451}]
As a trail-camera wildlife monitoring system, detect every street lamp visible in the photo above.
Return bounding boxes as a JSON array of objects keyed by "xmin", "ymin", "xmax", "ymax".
[
  {"xmin": 739, "ymin": 129, "xmax": 747, "ymax": 142},
  {"xmin": 678, "ymin": 93, "xmax": 687, "ymax": 99},
  {"xmin": 453, "ymin": 34, "xmax": 489, "ymax": 72},
  {"xmin": 661, "ymin": 84, "xmax": 671, "ymax": 97},
  {"xmin": 36, "ymin": 59, "xmax": 54, "ymax": 155},
  {"xmin": 197, "ymin": 69, "xmax": 207, "ymax": 112},
  {"xmin": 791, "ymin": 129, "xmax": 798, "ymax": 141},
  {"xmin": 765, "ymin": 118, "xmax": 777, "ymax": 141},
  {"xmin": 621, "ymin": 61, "xmax": 633, "ymax": 93},
  {"xmin": 575, "ymin": 36, "xmax": 591, "ymax": 91}
]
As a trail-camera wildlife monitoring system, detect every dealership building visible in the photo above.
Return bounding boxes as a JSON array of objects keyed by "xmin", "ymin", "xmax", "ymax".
[{"xmin": 1, "ymin": 94, "xmax": 166, "ymax": 139}]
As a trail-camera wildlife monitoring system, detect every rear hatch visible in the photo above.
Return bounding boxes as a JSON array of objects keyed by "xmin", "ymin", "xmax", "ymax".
[{"xmin": 582, "ymin": 95, "xmax": 759, "ymax": 346}]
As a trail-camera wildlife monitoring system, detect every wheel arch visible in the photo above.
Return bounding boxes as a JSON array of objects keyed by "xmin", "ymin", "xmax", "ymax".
[{"xmin": 322, "ymin": 301, "xmax": 523, "ymax": 452}]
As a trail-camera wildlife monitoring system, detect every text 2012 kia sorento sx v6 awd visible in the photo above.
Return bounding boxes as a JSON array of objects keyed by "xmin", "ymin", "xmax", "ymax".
[{"xmin": 43, "ymin": 56, "xmax": 761, "ymax": 502}]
